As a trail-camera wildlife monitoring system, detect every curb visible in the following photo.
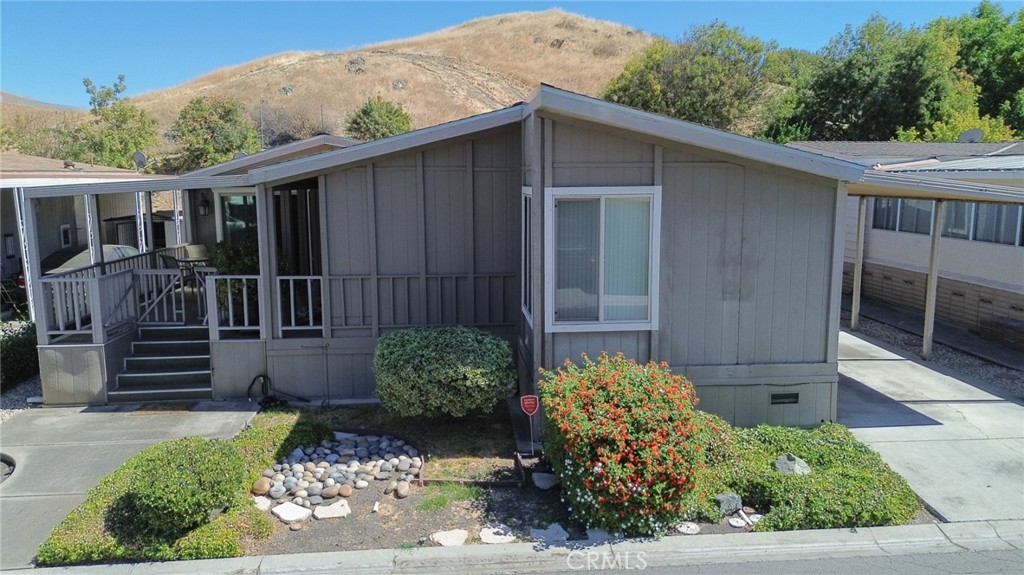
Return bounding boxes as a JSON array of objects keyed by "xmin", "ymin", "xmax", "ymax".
[{"xmin": 26, "ymin": 520, "xmax": 1022, "ymax": 574}]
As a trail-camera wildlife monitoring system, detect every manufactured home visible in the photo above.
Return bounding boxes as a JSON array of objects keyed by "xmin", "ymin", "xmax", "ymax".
[{"xmin": 17, "ymin": 86, "xmax": 1024, "ymax": 426}]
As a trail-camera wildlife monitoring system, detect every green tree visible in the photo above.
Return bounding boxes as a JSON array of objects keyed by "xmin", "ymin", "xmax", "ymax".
[
  {"xmin": 602, "ymin": 23, "xmax": 777, "ymax": 132},
  {"xmin": 171, "ymin": 96, "xmax": 260, "ymax": 172},
  {"xmin": 344, "ymin": 97, "xmax": 412, "ymax": 141},
  {"xmin": 80, "ymin": 75, "xmax": 158, "ymax": 169},
  {"xmin": 932, "ymin": 1, "xmax": 1024, "ymax": 132},
  {"xmin": 790, "ymin": 17, "xmax": 964, "ymax": 141}
]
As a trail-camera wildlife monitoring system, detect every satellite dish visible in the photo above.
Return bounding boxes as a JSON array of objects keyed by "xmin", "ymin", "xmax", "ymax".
[
  {"xmin": 132, "ymin": 151, "xmax": 147, "ymax": 169},
  {"xmin": 957, "ymin": 129, "xmax": 984, "ymax": 143},
  {"xmin": 233, "ymin": 152, "xmax": 248, "ymax": 159}
]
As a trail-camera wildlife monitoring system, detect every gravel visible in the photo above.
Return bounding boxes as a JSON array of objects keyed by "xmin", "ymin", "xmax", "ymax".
[
  {"xmin": 841, "ymin": 311, "xmax": 1024, "ymax": 399},
  {"xmin": 0, "ymin": 375, "xmax": 42, "ymax": 424}
]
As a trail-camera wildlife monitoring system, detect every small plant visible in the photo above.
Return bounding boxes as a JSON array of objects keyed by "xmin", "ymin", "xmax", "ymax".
[
  {"xmin": 1, "ymin": 321, "xmax": 38, "ymax": 391},
  {"xmin": 345, "ymin": 96, "xmax": 412, "ymax": 141},
  {"xmin": 373, "ymin": 326, "xmax": 515, "ymax": 418},
  {"xmin": 112, "ymin": 437, "xmax": 246, "ymax": 538},
  {"xmin": 540, "ymin": 352, "xmax": 704, "ymax": 536},
  {"xmin": 416, "ymin": 482, "xmax": 482, "ymax": 511}
]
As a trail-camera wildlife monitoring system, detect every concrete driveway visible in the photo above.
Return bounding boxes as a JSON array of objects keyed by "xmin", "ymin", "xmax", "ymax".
[
  {"xmin": 837, "ymin": 331, "xmax": 1024, "ymax": 522},
  {"xmin": 0, "ymin": 401, "xmax": 257, "ymax": 571}
]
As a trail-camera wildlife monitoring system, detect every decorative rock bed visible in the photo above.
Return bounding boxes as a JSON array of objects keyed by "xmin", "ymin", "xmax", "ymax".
[{"xmin": 252, "ymin": 431, "xmax": 422, "ymax": 519}]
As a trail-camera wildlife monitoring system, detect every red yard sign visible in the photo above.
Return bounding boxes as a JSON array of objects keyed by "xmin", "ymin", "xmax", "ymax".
[{"xmin": 520, "ymin": 395, "xmax": 539, "ymax": 416}]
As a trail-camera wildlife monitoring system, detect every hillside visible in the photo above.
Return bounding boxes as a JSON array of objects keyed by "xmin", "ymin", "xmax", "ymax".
[{"xmin": 123, "ymin": 10, "xmax": 653, "ymax": 149}]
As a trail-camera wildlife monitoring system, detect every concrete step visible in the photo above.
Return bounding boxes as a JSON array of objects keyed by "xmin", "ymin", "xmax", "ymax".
[
  {"xmin": 117, "ymin": 370, "xmax": 211, "ymax": 389},
  {"xmin": 124, "ymin": 354, "xmax": 211, "ymax": 372},
  {"xmin": 131, "ymin": 340, "xmax": 210, "ymax": 357},
  {"xmin": 107, "ymin": 383, "xmax": 213, "ymax": 403},
  {"xmin": 138, "ymin": 325, "xmax": 208, "ymax": 342}
]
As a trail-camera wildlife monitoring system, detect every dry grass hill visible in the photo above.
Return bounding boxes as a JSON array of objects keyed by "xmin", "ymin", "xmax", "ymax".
[
  {"xmin": 0, "ymin": 10, "xmax": 654, "ymax": 154},
  {"xmin": 2, "ymin": 10, "xmax": 655, "ymax": 153}
]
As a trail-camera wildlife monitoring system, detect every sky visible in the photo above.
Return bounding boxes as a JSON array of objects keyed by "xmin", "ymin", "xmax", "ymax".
[{"xmin": 0, "ymin": 1, "xmax": 1015, "ymax": 108}]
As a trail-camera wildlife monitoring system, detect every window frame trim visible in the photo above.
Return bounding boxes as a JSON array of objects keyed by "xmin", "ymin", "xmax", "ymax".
[
  {"xmin": 543, "ymin": 185, "xmax": 661, "ymax": 334},
  {"xmin": 521, "ymin": 186, "xmax": 534, "ymax": 328}
]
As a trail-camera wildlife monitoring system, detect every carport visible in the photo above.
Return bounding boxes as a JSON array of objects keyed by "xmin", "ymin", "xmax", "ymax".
[{"xmin": 845, "ymin": 172, "xmax": 1024, "ymax": 358}]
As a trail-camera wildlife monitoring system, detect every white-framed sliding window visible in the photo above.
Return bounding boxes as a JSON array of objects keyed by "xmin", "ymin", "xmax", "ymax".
[
  {"xmin": 213, "ymin": 187, "xmax": 258, "ymax": 243},
  {"xmin": 544, "ymin": 186, "xmax": 661, "ymax": 333},
  {"xmin": 521, "ymin": 187, "xmax": 533, "ymax": 327}
]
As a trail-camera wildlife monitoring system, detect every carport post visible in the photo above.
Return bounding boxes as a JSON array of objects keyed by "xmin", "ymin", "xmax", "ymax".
[
  {"xmin": 850, "ymin": 196, "xmax": 867, "ymax": 330},
  {"xmin": 922, "ymin": 200, "xmax": 944, "ymax": 359}
]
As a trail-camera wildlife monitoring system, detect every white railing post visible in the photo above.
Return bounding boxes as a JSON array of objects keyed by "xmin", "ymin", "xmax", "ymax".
[
  {"xmin": 207, "ymin": 274, "xmax": 220, "ymax": 341},
  {"xmin": 89, "ymin": 278, "xmax": 105, "ymax": 344}
]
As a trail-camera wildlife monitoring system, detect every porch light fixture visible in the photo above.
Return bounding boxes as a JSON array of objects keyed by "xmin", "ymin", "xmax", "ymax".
[{"xmin": 198, "ymin": 192, "xmax": 210, "ymax": 216}]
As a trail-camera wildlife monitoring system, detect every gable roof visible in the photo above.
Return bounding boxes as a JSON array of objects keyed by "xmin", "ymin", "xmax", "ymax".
[
  {"xmin": 183, "ymin": 134, "xmax": 361, "ymax": 177},
  {"xmin": 248, "ymin": 85, "xmax": 866, "ymax": 185},
  {"xmin": 527, "ymin": 85, "xmax": 867, "ymax": 182}
]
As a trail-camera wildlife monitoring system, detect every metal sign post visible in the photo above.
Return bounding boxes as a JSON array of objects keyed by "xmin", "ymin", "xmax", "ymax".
[{"xmin": 520, "ymin": 395, "xmax": 539, "ymax": 456}]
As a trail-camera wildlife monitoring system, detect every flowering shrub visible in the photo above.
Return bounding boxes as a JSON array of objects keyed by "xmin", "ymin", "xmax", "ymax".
[{"xmin": 540, "ymin": 352, "xmax": 704, "ymax": 536}]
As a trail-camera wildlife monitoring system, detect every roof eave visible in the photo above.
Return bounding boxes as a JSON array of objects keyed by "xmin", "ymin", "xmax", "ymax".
[
  {"xmin": 23, "ymin": 174, "xmax": 251, "ymax": 198},
  {"xmin": 527, "ymin": 85, "xmax": 867, "ymax": 182},
  {"xmin": 183, "ymin": 134, "xmax": 361, "ymax": 178},
  {"xmin": 849, "ymin": 172, "xmax": 1024, "ymax": 204},
  {"xmin": 249, "ymin": 105, "xmax": 527, "ymax": 185}
]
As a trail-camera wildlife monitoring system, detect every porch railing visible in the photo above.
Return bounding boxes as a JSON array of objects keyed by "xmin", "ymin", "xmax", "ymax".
[
  {"xmin": 277, "ymin": 276, "xmax": 323, "ymax": 337},
  {"xmin": 38, "ymin": 269, "xmax": 136, "ymax": 343},
  {"xmin": 134, "ymin": 269, "xmax": 186, "ymax": 324},
  {"xmin": 207, "ymin": 275, "xmax": 261, "ymax": 340}
]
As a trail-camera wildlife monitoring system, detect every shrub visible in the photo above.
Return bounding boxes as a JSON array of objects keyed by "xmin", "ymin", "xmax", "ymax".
[
  {"xmin": 540, "ymin": 352, "xmax": 704, "ymax": 536},
  {"xmin": 726, "ymin": 423, "xmax": 921, "ymax": 531},
  {"xmin": 373, "ymin": 326, "xmax": 514, "ymax": 418},
  {"xmin": 1, "ymin": 321, "xmax": 38, "ymax": 391},
  {"xmin": 113, "ymin": 437, "xmax": 246, "ymax": 538}
]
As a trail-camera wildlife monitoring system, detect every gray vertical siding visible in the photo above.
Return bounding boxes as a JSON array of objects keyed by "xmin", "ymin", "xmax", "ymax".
[{"xmin": 537, "ymin": 116, "xmax": 839, "ymax": 427}]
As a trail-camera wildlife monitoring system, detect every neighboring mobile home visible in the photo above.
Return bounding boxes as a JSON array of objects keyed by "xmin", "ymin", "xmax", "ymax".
[
  {"xmin": 788, "ymin": 141, "xmax": 1024, "ymax": 351},
  {"xmin": 18, "ymin": 86, "xmax": 1024, "ymax": 427}
]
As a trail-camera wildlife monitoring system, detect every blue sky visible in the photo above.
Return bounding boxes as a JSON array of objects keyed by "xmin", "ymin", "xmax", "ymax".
[{"xmin": 0, "ymin": 1, "xmax": 1012, "ymax": 108}]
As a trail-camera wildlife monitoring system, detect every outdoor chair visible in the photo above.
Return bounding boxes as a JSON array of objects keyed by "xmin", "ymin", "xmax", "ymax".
[{"xmin": 160, "ymin": 253, "xmax": 196, "ymax": 288}]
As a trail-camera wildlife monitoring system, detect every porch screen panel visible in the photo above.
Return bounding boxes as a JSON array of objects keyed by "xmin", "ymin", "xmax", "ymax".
[
  {"xmin": 603, "ymin": 197, "xmax": 650, "ymax": 321},
  {"xmin": 555, "ymin": 199, "xmax": 599, "ymax": 321}
]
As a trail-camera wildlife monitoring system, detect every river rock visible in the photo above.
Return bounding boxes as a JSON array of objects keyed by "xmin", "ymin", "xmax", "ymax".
[
  {"xmin": 272, "ymin": 501, "xmax": 312, "ymax": 523},
  {"xmin": 307, "ymin": 495, "xmax": 323, "ymax": 505},
  {"xmin": 395, "ymin": 481, "xmax": 410, "ymax": 499},
  {"xmin": 252, "ymin": 496, "xmax": 272, "ymax": 512},
  {"xmin": 307, "ymin": 483, "xmax": 323, "ymax": 497},
  {"xmin": 321, "ymin": 486, "xmax": 340, "ymax": 499},
  {"xmin": 339, "ymin": 484, "xmax": 354, "ymax": 497},
  {"xmin": 532, "ymin": 472, "xmax": 558, "ymax": 490},
  {"xmin": 268, "ymin": 485, "xmax": 287, "ymax": 499},
  {"xmin": 715, "ymin": 493, "xmax": 743, "ymax": 516},
  {"xmin": 480, "ymin": 524, "xmax": 517, "ymax": 544},
  {"xmin": 252, "ymin": 477, "xmax": 272, "ymax": 495},
  {"xmin": 385, "ymin": 481, "xmax": 398, "ymax": 495},
  {"xmin": 773, "ymin": 453, "xmax": 811, "ymax": 475},
  {"xmin": 313, "ymin": 498, "xmax": 351, "ymax": 519},
  {"xmin": 430, "ymin": 529, "xmax": 469, "ymax": 547}
]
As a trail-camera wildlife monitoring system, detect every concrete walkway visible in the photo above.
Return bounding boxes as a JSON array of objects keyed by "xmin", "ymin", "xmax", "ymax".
[
  {"xmin": 837, "ymin": 331, "xmax": 1024, "ymax": 522},
  {"xmin": 0, "ymin": 401, "xmax": 258, "ymax": 571}
]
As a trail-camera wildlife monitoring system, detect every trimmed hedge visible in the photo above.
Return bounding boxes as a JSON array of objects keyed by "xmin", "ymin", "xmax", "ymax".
[
  {"xmin": 540, "ymin": 352, "xmax": 704, "ymax": 536},
  {"xmin": 1, "ymin": 321, "xmax": 38, "ymax": 391},
  {"xmin": 373, "ymin": 326, "xmax": 515, "ymax": 418}
]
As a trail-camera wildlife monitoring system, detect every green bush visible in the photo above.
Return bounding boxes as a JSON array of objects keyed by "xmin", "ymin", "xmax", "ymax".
[
  {"xmin": 1, "ymin": 321, "xmax": 38, "ymax": 391},
  {"xmin": 540, "ymin": 353, "xmax": 704, "ymax": 536},
  {"xmin": 35, "ymin": 410, "xmax": 334, "ymax": 566},
  {"xmin": 373, "ymin": 326, "xmax": 514, "ymax": 418},
  {"xmin": 113, "ymin": 437, "xmax": 246, "ymax": 538},
  {"xmin": 726, "ymin": 423, "xmax": 922, "ymax": 531}
]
